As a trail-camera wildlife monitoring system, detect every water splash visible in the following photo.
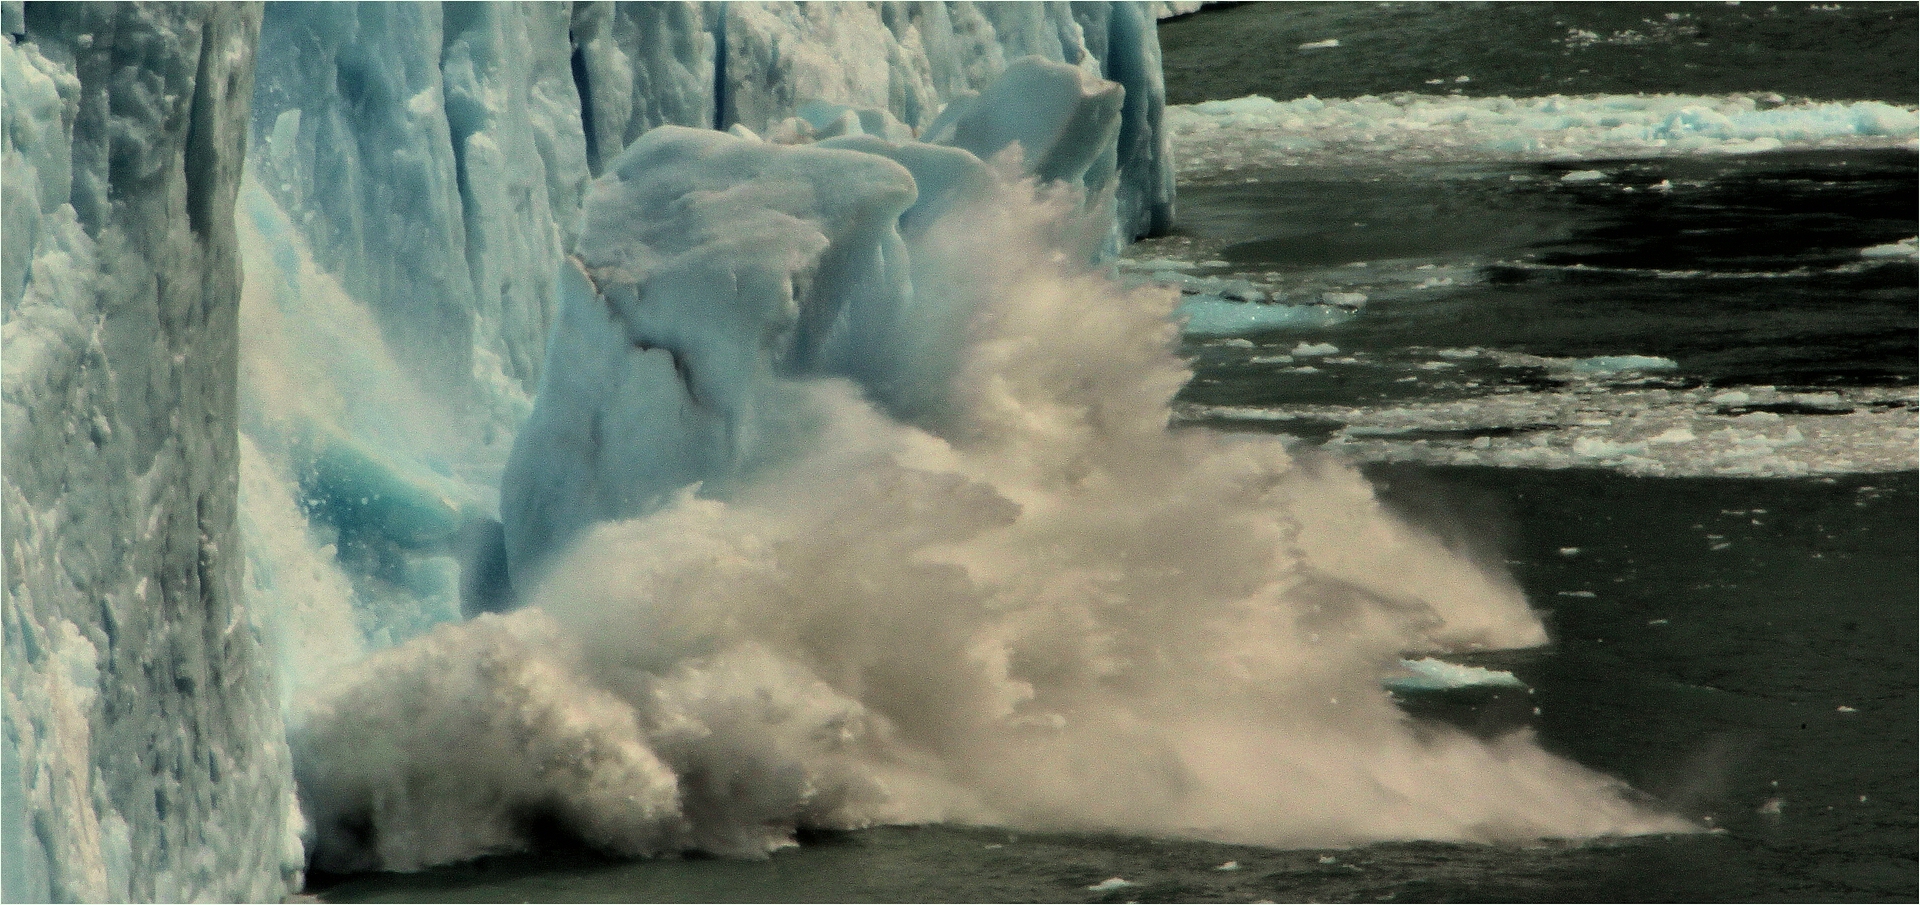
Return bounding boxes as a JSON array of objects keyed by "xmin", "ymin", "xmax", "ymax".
[{"xmin": 287, "ymin": 173, "xmax": 1690, "ymax": 871}]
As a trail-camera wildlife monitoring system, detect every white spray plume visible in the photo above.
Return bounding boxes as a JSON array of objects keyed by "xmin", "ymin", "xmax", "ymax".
[{"xmin": 289, "ymin": 176, "xmax": 1690, "ymax": 872}]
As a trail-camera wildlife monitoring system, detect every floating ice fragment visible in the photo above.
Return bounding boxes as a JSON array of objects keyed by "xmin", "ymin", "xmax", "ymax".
[
  {"xmin": 1860, "ymin": 236, "xmax": 1918, "ymax": 259},
  {"xmin": 1292, "ymin": 342, "xmax": 1340, "ymax": 357},
  {"xmin": 1836, "ymin": 705, "xmax": 1857, "ymax": 713},
  {"xmin": 1560, "ymin": 169, "xmax": 1607, "ymax": 182},
  {"xmin": 1320, "ymin": 291, "xmax": 1368, "ymax": 307},
  {"xmin": 1178, "ymin": 299, "xmax": 1346, "ymax": 335},
  {"xmin": 1710, "ymin": 390, "xmax": 1753, "ymax": 405},
  {"xmin": 1215, "ymin": 860, "xmax": 1241, "ymax": 871},
  {"xmin": 1648, "ymin": 619, "xmax": 1669, "ymax": 625},
  {"xmin": 1088, "ymin": 877, "xmax": 1138, "ymax": 892},
  {"xmin": 1319, "ymin": 855, "xmax": 1338, "ymax": 864},
  {"xmin": 1385, "ymin": 658, "xmax": 1526, "ymax": 692},
  {"xmin": 1556, "ymin": 590, "xmax": 1598, "ymax": 598},
  {"xmin": 1298, "ymin": 38, "xmax": 1341, "ymax": 49},
  {"xmin": 1568, "ymin": 355, "xmax": 1676, "ymax": 375},
  {"xmin": 1557, "ymin": 547, "xmax": 1581, "ymax": 557}
]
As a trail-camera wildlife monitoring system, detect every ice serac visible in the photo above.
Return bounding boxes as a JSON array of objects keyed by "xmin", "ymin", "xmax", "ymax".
[
  {"xmin": 724, "ymin": 2, "xmax": 1173, "ymax": 239},
  {"xmin": 500, "ymin": 55, "xmax": 1130, "ymax": 590},
  {"xmin": 2, "ymin": 4, "xmax": 303, "ymax": 902},
  {"xmin": 500, "ymin": 126, "xmax": 921, "ymax": 589}
]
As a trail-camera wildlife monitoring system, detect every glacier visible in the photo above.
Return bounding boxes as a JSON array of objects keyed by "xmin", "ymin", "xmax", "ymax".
[
  {"xmin": 2, "ymin": 4, "xmax": 302, "ymax": 901},
  {"xmin": 5, "ymin": 2, "xmax": 1180, "ymax": 898}
]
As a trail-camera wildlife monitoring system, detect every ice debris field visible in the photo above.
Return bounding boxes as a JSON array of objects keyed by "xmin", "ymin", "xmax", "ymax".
[{"xmin": 1168, "ymin": 92, "xmax": 1920, "ymax": 175}]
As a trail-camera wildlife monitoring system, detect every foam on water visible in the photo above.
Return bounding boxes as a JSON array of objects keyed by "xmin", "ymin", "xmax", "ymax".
[{"xmin": 1168, "ymin": 92, "xmax": 1920, "ymax": 176}]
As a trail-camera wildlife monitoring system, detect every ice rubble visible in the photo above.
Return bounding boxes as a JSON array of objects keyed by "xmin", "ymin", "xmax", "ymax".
[
  {"xmin": 1168, "ymin": 92, "xmax": 1920, "ymax": 175},
  {"xmin": 1184, "ymin": 380, "xmax": 1920, "ymax": 479},
  {"xmin": 2, "ymin": 5, "xmax": 303, "ymax": 902}
]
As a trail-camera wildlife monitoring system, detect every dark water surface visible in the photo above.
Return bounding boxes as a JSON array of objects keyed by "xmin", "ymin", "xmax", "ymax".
[
  {"xmin": 1167, "ymin": 148, "xmax": 1918, "ymax": 411},
  {"xmin": 1160, "ymin": 2, "xmax": 1919, "ymax": 107}
]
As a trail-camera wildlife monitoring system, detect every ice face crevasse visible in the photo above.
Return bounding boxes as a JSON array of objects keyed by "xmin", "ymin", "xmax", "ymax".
[{"xmin": 2, "ymin": 3, "xmax": 305, "ymax": 902}]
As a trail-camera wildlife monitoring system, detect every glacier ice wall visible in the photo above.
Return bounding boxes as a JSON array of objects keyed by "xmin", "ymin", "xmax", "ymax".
[
  {"xmin": 238, "ymin": 0, "xmax": 1180, "ymax": 663},
  {"xmin": 2, "ymin": 4, "xmax": 304, "ymax": 901},
  {"xmin": 245, "ymin": 1, "xmax": 1174, "ymax": 430},
  {"xmin": 4, "ymin": 2, "xmax": 1180, "ymax": 897}
]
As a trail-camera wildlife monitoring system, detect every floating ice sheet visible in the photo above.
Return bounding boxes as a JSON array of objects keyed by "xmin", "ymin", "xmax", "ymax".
[{"xmin": 1168, "ymin": 92, "xmax": 1920, "ymax": 175}]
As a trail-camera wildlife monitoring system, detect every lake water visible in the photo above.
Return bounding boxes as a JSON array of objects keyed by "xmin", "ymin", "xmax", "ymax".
[{"xmin": 321, "ymin": 3, "xmax": 1917, "ymax": 901}]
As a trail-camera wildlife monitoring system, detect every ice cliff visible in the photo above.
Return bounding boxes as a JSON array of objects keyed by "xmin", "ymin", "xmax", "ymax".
[
  {"xmin": 4, "ymin": 2, "xmax": 1176, "ymax": 900},
  {"xmin": 245, "ymin": 1, "xmax": 1172, "ymax": 428},
  {"xmin": 2, "ymin": 3, "xmax": 303, "ymax": 901}
]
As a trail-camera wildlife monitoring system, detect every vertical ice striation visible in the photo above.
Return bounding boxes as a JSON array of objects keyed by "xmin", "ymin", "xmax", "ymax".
[
  {"xmin": 721, "ymin": 3, "xmax": 1173, "ymax": 238},
  {"xmin": 246, "ymin": 1, "xmax": 1173, "ymax": 425},
  {"xmin": 2, "ymin": 4, "xmax": 303, "ymax": 901},
  {"xmin": 247, "ymin": 2, "xmax": 590, "ymax": 423}
]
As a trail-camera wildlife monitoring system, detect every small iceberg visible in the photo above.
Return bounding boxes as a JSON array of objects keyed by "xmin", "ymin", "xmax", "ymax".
[
  {"xmin": 1385, "ymin": 657, "xmax": 1527, "ymax": 692},
  {"xmin": 1860, "ymin": 236, "xmax": 1918, "ymax": 259}
]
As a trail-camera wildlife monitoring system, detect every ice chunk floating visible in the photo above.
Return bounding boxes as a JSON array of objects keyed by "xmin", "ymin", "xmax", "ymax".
[{"xmin": 291, "ymin": 61, "xmax": 1689, "ymax": 871}]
